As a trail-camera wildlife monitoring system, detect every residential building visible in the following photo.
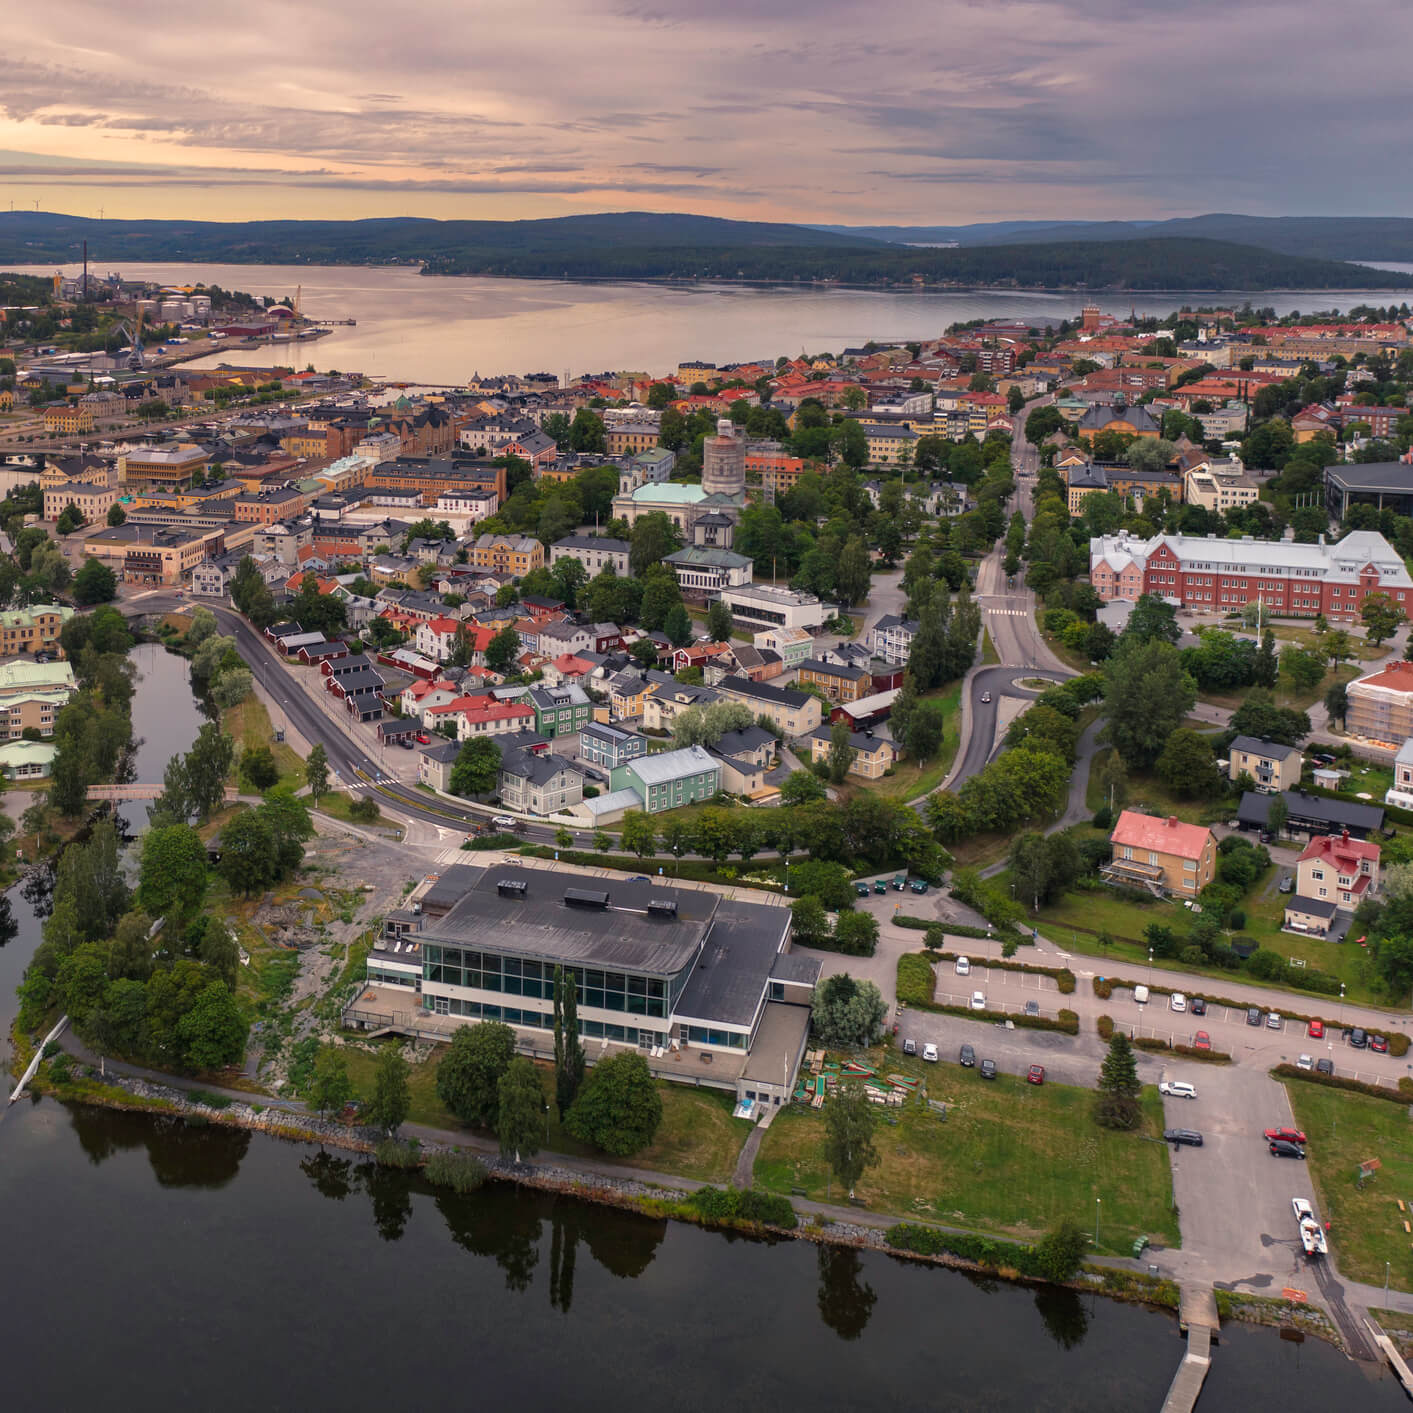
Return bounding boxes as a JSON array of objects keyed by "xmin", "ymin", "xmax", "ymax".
[
  {"xmin": 1385, "ymin": 738, "xmax": 1413, "ymax": 811},
  {"xmin": 0, "ymin": 604, "xmax": 73, "ymax": 658},
  {"xmin": 0, "ymin": 659, "xmax": 77, "ymax": 738},
  {"xmin": 1293, "ymin": 831, "xmax": 1381, "ymax": 916},
  {"xmin": 42, "ymin": 458, "xmax": 119, "ymax": 522},
  {"xmin": 1347, "ymin": 660, "xmax": 1413, "ymax": 744},
  {"xmin": 717, "ymin": 583, "xmax": 828, "ymax": 633},
  {"xmin": 754, "ymin": 625, "xmax": 813, "ymax": 671},
  {"xmin": 807, "ymin": 725, "xmax": 897, "ymax": 780},
  {"xmin": 1076, "ymin": 404, "xmax": 1160, "ymax": 443},
  {"xmin": 1228, "ymin": 736, "xmax": 1303, "ymax": 794},
  {"xmin": 796, "ymin": 658, "xmax": 874, "ymax": 704},
  {"xmin": 527, "ymin": 684, "xmax": 592, "ymax": 738},
  {"xmin": 580, "ymin": 722, "xmax": 648, "ymax": 770},
  {"xmin": 498, "ymin": 749, "xmax": 583, "ymax": 816},
  {"xmin": 869, "ymin": 613, "xmax": 919, "ymax": 667},
  {"xmin": 347, "ymin": 862, "xmax": 819, "ymax": 1106},
  {"xmin": 0, "ymin": 738, "xmax": 56, "ymax": 779},
  {"xmin": 550, "ymin": 535, "xmax": 631, "ymax": 578},
  {"xmin": 716, "ymin": 675, "xmax": 822, "ymax": 737},
  {"xmin": 1089, "ymin": 529, "xmax": 1412, "ymax": 620},
  {"xmin": 662, "ymin": 546, "xmax": 754, "ymax": 597},
  {"xmin": 713, "ymin": 725, "xmax": 779, "ymax": 772},
  {"xmin": 641, "ymin": 681, "xmax": 722, "ymax": 733},
  {"xmin": 43, "ymin": 403, "xmax": 94, "ymax": 436},
  {"xmin": 1237, "ymin": 789, "xmax": 1384, "ymax": 841},
  {"xmin": 470, "ymin": 533, "xmax": 544, "ymax": 577},
  {"xmin": 119, "ymin": 444, "xmax": 209, "ymax": 489},
  {"xmin": 434, "ymin": 697, "xmax": 536, "ymax": 741},
  {"xmin": 1183, "ymin": 461, "xmax": 1259, "ymax": 513},
  {"xmin": 612, "ymin": 744, "xmax": 721, "ymax": 813},
  {"xmin": 1102, "ymin": 811, "xmax": 1217, "ymax": 897},
  {"xmin": 418, "ymin": 739, "xmax": 462, "ymax": 792}
]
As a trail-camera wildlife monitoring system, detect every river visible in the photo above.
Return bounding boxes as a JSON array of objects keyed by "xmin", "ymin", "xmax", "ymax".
[
  {"xmin": 16, "ymin": 261, "xmax": 1413, "ymax": 386},
  {"xmin": 0, "ymin": 646, "xmax": 1409, "ymax": 1408}
]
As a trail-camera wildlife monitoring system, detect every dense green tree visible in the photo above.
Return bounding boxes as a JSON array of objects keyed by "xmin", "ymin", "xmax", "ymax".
[
  {"xmin": 827, "ymin": 718, "xmax": 855, "ymax": 783},
  {"xmin": 621, "ymin": 810, "xmax": 656, "ymax": 857},
  {"xmin": 835, "ymin": 536, "xmax": 872, "ymax": 607},
  {"xmin": 706, "ymin": 599, "xmax": 734, "ymax": 642},
  {"xmin": 780, "ymin": 770, "xmax": 827, "ymax": 805},
  {"xmin": 1103, "ymin": 638, "xmax": 1196, "ymax": 769},
  {"xmin": 240, "ymin": 745, "xmax": 279, "ymax": 791},
  {"xmin": 218, "ymin": 806, "xmax": 276, "ymax": 895},
  {"xmin": 485, "ymin": 625, "xmax": 522, "ymax": 675},
  {"xmin": 554, "ymin": 965, "xmax": 585, "ymax": 1115},
  {"xmin": 450, "ymin": 738, "xmax": 502, "ymax": 797},
  {"xmin": 663, "ymin": 602, "xmax": 694, "ymax": 648},
  {"xmin": 568, "ymin": 407, "xmax": 606, "ymax": 453},
  {"xmin": 436, "ymin": 1021, "xmax": 516, "ymax": 1128},
  {"xmin": 366, "ymin": 1047, "xmax": 412, "ymax": 1136},
  {"xmin": 629, "ymin": 512, "xmax": 682, "ymax": 576},
  {"xmin": 72, "ymin": 556, "xmax": 117, "ymax": 604},
  {"xmin": 1096, "ymin": 1031, "xmax": 1141, "ymax": 1130},
  {"xmin": 174, "ymin": 980, "xmax": 247, "ymax": 1072},
  {"xmin": 309, "ymin": 1045, "xmax": 355, "ymax": 1117},
  {"xmin": 1361, "ymin": 592, "xmax": 1406, "ymax": 646},
  {"xmin": 1280, "ymin": 644, "xmax": 1327, "ymax": 695},
  {"xmin": 823, "ymin": 1080, "xmax": 880, "ymax": 1197},
  {"xmin": 136, "ymin": 824, "xmax": 208, "ymax": 923},
  {"xmin": 811, "ymin": 973, "xmax": 886, "ymax": 1048},
  {"xmin": 565, "ymin": 1052, "xmax": 662, "ymax": 1156},
  {"xmin": 497, "ymin": 1056, "xmax": 546, "ymax": 1162},
  {"xmin": 1123, "ymin": 593, "xmax": 1180, "ymax": 646},
  {"xmin": 1155, "ymin": 728, "xmax": 1224, "ymax": 799},
  {"xmin": 304, "ymin": 743, "xmax": 330, "ymax": 804},
  {"xmin": 1324, "ymin": 680, "xmax": 1349, "ymax": 727},
  {"xmin": 1032, "ymin": 1221, "xmax": 1090, "ymax": 1283},
  {"xmin": 106, "ymin": 502, "xmax": 126, "ymax": 527}
]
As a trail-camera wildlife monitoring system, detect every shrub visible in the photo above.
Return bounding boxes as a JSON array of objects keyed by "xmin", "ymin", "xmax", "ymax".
[
  {"xmin": 685, "ymin": 1186, "xmax": 797, "ymax": 1229},
  {"xmin": 423, "ymin": 1150, "xmax": 488, "ymax": 1194},
  {"xmin": 349, "ymin": 797, "xmax": 382, "ymax": 824},
  {"xmin": 1058, "ymin": 1009, "xmax": 1079, "ymax": 1031},
  {"xmin": 373, "ymin": 1139, "xmax": 421, "ymax": 1168},
  {"xmin": 1096, "ymin": 1015, "xmax": 1114, "ymax": 1040},
  {"xmin": 1390, "ymin": 1034, "xmax": 1410, "ymax": 1059},
  {"xmin": 1227, "ymin": 908, "xmax": 1246, "ymax": 931},
  {"xmin": 896, "ymin": 953, "xmax": 937, "ymax": 1007},
  {"xmin": 1055, "ymin": 969, "xmax": 1076, "ymax": 995},
  {"xmin": 1400, "ymin": 1077, "xmax": 1413, "ymax": 1099},
  {"xmin": 1093, "ymin": 977, "xmax": 1114, "ymax": 1000},
  {"xmin": 1273, "ymin": 1062, "xmax": 1406, "ymax": 1105}
]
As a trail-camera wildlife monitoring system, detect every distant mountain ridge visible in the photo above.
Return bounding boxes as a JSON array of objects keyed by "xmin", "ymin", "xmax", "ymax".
[
  {"xmin": 814, "ymin": 215, "xmax": 1413, "ymax": 262},
  {"xmin": 0, "ymin": 210, "xmax": 1409, "ymax": 291}
]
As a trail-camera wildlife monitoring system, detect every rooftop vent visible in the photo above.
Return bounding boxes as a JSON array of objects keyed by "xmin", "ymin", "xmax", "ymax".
[
  {"xmin": 647, "ymin": 898, "xmax": 678, "ymax": 918},
  {"xmin": 496, "ymin": 878, "xmax": 528, "ymax": 899},
  {"xmin": 564, "ymin": 887, "xmax": 610, "ymax": 909}
]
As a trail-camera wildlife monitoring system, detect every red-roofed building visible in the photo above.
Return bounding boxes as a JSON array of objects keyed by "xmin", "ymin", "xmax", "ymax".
[
  {"xmin": 437, "ymin": 697, "xmax": 535, "ymax": 741},
  {"xmin": 1104, "ymin": 810, "xmax": 1216, "ymax": 897},
  {"xmin": 1292, "ymin": 831, "xmax": 1381, "ymax": 922}
]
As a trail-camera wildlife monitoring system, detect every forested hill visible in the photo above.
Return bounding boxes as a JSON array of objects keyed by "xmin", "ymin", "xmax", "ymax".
[{"xmin": 0, "ymin": 209, "xmax": 1408, "ymax": 290}]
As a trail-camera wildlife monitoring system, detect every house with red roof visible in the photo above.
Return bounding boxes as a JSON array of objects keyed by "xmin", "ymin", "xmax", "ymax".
[
  {"xmin": 1103, "ymin": 810, "xmax": 1216, "ymax": 897},
  {"xmin": 433, "ymin": 697, "xmax": 536, "ymax": 741},
  {"xmin": 1292, "ymin": 831, "xmax": 1380, "ymax": 925}
]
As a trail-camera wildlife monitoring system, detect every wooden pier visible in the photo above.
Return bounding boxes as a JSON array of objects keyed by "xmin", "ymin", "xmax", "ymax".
[{"xmin": 1161, "ymin": 1283, "xmax": 1219, "ymax": 1413}]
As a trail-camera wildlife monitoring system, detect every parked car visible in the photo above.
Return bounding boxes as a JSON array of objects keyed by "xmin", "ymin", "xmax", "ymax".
[
  {"xmin": 892, "ymin": 874, "xmax": 906, "ymax": 891},
  {"xmin": 1246, "ymin": 1006, "xmax": 1263, "ymax": 1026},
  {"xmin": 1024, "ymin": 1000, "xmax": 1040, "ymax": 1017},
  {"xmin": 1269, "ymin": 1139, "xmax": 1307, "ymax": 1159},
  {"xmin": 1316, "ymin": 1058, "xmax": 1335, "ymax": 1076},
  {"xmin": 1165, "ymin": 1128, "xmax": 1204, "ymax": 1147},
  {"xmin": 1259, "ymin": 830, "xmax": 1276, "ymax": 844},
  {"xmin": 1279, "ymin": 875, "xmax": 1295, "ymax": 894},
  {"xmin": 1193, "ymin": 1031, "xmax": 1212, "ymax": 1051},
  {"xmin": 1027, "ymin": 1065, "xmax": 1045, "ymax": 1086},
  {"xmin": 909, "ymin": 878, "xmax": 929, "ymax": 895},
  {"xmin": 1159, "ymin": 1081, "xmax": 1197, "ymax": 1100},
  {"xmin": 1134, "ymin": 985, "xmax": 1150, "ymax": 1005},
  {"xmin": 922, "ymin": 1043, "xmax": 938, "ymax": 1063},
  {"xmin": 959, "ymin": 1044, "xmax": 976, "ymax": 1067},
  {"xmin": 873, "ymin": 879, "xmax": 888, "ymax": 895},
  {"xmin": 1264, "ymin": 1126, "xmax": 1308, "ymax": 1145},
  {"xmin": 902, "ymin": 1037, "xmax": 917, "ymax": 1056},
  {"xmin": 1266, "ymin": 1012, "xmax": 1282, "ymax": 1030},
  {"xmin": 1171, "ymin": 993, "xmax": 1187, "ymax": 1013},
  {"xmin": 1372, "ymin": 1033, "xmax": 1390, "ymax": 1053},
  {"xmin": 1349, "ymin": 1027, "xmax": 1369, "ymax": 1049},
  {"xmin": 855, "ymin": 881, "xmax": 871, "ymax": 898},
  {"xmin": 979, "ymin": 1058, "xmax": 997, "ymax": 1079},
  {"xmin": 1307, "ymin": 1019, "xmax": 1324, "ymax": 1039},
  {"xmin": 1297, "ymin": 1053, "xmax": 1314, "ymax": 1071},
  {"xmin": 955, "ymin": 956, "xmax": 971, "ymax": 976},
  {"xmin": 970, "ymin": 990, "xmax": 987, "ymax": 1011},
  {"xmin": 1190, "ymin": 998, "xmax": 1207, "ymax": 1017},
  {"xmin": 415, "ymin": 732, "xmax": 431, "ymax": 745}
]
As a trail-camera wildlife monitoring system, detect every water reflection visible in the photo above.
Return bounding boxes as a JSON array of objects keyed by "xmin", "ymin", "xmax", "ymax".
[
  {"xmin": 20, "ymin": 859, "xmax": 54, "ymax": 921},
  {"xmin": 300, "ymin": 1150, "xmax": 356, "ymax": 1202},
  {"xmin": 816, "ymin": 1245, "xmax": 878, "ymax": 1341},
  {"xmin": 66, "ymin": 1105, "xmax": 250, "ymax": 1188},
  {"xmin": 437, "ymin": 1186, "xmax": 542, "ymax": 1291},
  {"xmin": 364, "ymin": 1162, "xmax": 414, "ymax": 1242},
  {"xmin": 0, "ymin": 893, "xmax": 16, "ymax": 949},
  {"xmin": 546, "ymin": 1199, "xmax": 667, "ymax": 1312},
  {"xmin": 1033, "ymin": 1284, "xmax": 1091, "ymax": 1350}
]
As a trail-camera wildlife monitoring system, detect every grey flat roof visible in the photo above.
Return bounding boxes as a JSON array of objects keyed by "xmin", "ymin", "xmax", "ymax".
[
  {"xmin": 770, "ymin": 951, "xmax": 823, "ymax": 985},
  {"xmin": 1287, "ymin": 896, "xmax": 1339, "ymax": 918},
  {"xmin": 1325, "ymin": 462, "xmax": 1413, "ymax": 494},
  {"xmin": 1238, "ymin": 789, "xmax": 1383, "ymax": 832},
  {"xmin": 1230, "ymin": 735, "xmax": 1301, "ymax": 762},
  {"xmin": 674, "ymin": 897, "xmax": 789, "ymax": 1026},
  {"xmin": 419, "ymin": 864, "xmax": 718, "ymax": 977}
]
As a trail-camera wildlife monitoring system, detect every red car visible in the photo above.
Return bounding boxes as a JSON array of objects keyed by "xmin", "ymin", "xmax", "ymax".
[
  {"xmin": 1193, "ymin": 1031, "xmax": 1211, "ymax": 1050},
  {"xmin": 1264, "ymin": 1126, "xmax": 1308, "ymax": 1145},
  {"xmin": 1371, "ymin": 1034, "xmax": 1390, "ymax": 1053},
  {"xmin": 1027, "ymin": 1064, "xmax": 1045, "ymax": 1085},
  {"xmin": 1307, "ymin": 1019, "xmax": 1324, "ymax": 1039},
  {"xmin": 415, "ymin": 732, "xmax": 430, "ymax": 745}
]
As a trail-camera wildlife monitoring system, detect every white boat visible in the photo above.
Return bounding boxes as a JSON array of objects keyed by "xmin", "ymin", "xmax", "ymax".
[{"xmin": 1293, "ymin": 1197, "xmax": 1327, "ymax": 1255}]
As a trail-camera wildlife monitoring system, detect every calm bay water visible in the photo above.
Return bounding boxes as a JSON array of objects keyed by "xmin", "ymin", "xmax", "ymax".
[{"xmin": 19, "ymin": 261, "xmax": 1413, "ymax": 386}]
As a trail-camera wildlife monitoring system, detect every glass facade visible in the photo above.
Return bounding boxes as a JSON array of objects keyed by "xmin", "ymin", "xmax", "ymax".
[
  {"xmin": 419, "ymin": 994, "xmax": 653, "ymax": 1045},
  {"xmin": 685, "ymin": 1025, "xmax": 746, "ymax": 1050},
  {"xmin": 423, "ymin": 944, "xmax": 672, "ymax": 1018}
]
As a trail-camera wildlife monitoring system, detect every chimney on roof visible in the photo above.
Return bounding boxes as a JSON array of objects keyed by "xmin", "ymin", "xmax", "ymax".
[
  {"xmin": 1342, "ymin": 829, "xmax": 1350, "ymax": 844},
  {"xmin": 1167, "ymin": 816, "xmax": 1178, "ymax": 828}
]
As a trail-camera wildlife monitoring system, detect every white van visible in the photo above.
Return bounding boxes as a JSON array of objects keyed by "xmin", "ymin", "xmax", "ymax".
[{"xmin": 1134, "ymin": 984, "xmax": 1150, "ymax": 1005}]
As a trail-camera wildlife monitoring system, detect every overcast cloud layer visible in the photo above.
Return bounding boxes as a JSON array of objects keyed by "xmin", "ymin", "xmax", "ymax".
[{"xmin": 0, "ymin": 0, "xmax": 1406, "ymax": 224}]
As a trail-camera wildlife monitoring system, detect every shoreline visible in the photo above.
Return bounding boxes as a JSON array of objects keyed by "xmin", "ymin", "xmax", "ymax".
[{"xmin": 19, "ymin": 1058, "xmax": 1350, "ymax": 1353}]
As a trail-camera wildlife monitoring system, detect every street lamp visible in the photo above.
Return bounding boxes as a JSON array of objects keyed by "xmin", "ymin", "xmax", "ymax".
[
  {"xmin": 1095, "ymin": 1196, "xmax": 1102, "ymax": 1250},
  {"xmin": 1339, "ymin": 982, "xmax": 1346, "ymax": 1030},
  {"xmin": 1148, "ymin": 946, "xmax": 1154, "ymax": 986}
]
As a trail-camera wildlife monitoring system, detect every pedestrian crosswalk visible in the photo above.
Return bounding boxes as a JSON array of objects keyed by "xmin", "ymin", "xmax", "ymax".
[{"xmin": 986, "ymin": 608, "xmax": 1030, "ymax": 617}]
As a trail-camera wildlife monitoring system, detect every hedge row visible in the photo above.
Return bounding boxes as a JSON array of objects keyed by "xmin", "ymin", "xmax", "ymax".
[
  {"xmin": 1130, "ymin": 1036, "xmax": 1233, "ymax": 1064},
  {"xmin": 917, "ymin": 1000, "xmax": 1081, "ymax": 1036},
  {"xmin": 897, "ymin": 954, "xmax": 937, "ymax": 1008},
  {"xmin": 1273, "ymin": 1062, "xmax": 1413, "ymax": 1105},
  {"xmin": 885, "ymin": 1222, "xmax": 1077, "ymax": 1283},
  {"xmin": 685, "ymin": 1186, "xmax": 797, "ymax": 1229},
  {"xmin": 1097, "ymin": 1015, "xmax": 1114, "ymax": 1040},
  {"xmin": 895, "ymin": 915, "xmax": 1023, "ymax": 942},
  {"xmin": 907, "ymin": 940, "xmax": 1076, "ymax": 992}
]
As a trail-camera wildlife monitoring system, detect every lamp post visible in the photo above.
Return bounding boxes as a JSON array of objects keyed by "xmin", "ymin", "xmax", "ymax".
[
  {"xmin": 1386, "ymin": 1260, "xmax": 1392, "ymax": 1308},
  {"xmin": 1095, "ymin": 1196, "xmax": 1102, "ymax": 1250},
  {"xmin": 1148, "ymin": 946, "xmax": 1154, "ymax": 987},
  {"xmin": 1339, "ymin": 982, "xmax": 1346, "ymax": 1030}
]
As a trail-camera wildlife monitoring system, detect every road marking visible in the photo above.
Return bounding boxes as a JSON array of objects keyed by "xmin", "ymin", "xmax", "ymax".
[{"xmin": 985, "ymin": 608, "xmax": 1030, "ymax": 617}]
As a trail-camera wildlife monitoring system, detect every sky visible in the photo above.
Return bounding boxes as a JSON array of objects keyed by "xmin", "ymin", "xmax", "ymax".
[{"xmin": 0, "ymin": 0, "xmax": 1407, "ymax": 227}]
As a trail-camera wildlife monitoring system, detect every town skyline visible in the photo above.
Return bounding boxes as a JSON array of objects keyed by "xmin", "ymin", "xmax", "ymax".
[{"xmin": 2, "ymin": 0, "xmax": 1408, "ymax": 224}]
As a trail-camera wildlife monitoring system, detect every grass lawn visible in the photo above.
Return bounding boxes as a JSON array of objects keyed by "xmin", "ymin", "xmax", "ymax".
[
  {"xmin": 223, "ymin": 695, "xmax": 307, "ymax": 790},
  {"xmin": 1199, "ymin": 662, "xmax": 1360, "ymax": 715},
  {"xmin": 1084, "ymin": 747, "xmax": 1227, "ymax": 825},
  {"xmin": 314, "ymin": 792, "xmax": 392, "ymax": 831},
  {"xmin": 981, "ymin": 628, "xmax": 999, "ymax": 665},
  {"xmin": 1280, "ymin": 1079, "xmax": 1413, "ymax": 1291},
  {"xmin": 868, "ymin": 681, "xmax": 963, "ymax": 801},
  {"xmin": 340, "ymin": 1044, "xmax": 751, "ymax": 1184},
  {"xmin": 755, "ymin": 1046, "xmax": 1178, "ymax": 1254},
  {"xmin": 1333, "ymin": 756, "xmax": 1395, "ymax": 801}
]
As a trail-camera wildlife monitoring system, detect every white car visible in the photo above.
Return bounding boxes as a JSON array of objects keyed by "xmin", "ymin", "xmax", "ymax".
[
  {"xmin": 1297, "ymin": 1053, "xmax": 1314, "ymax": 1071},
  {"xmin": 1159, "ymin": 1080, "xmax": 1197, "ymax": 1100},
  {"xmin": 970, "ymin": 990, "xmax": 987, "ymax": 1011},
  {"xmin": 980, "ymin": 691, "xmax": 992, "ymax": 704},
  {"xmin": 1170, "ymin": 993, "xmax": 1187, "ymax": 1013},
  {"xmin": 491, "ymin": 815, "xmax": 516, "ymax": 829},
  {"xmin": 955, "ymin": 956, "xmax": 971, "ymax": 976},
  {"xmin": 1134, "ymin": 984, "xmax": 1150, "ymax": 1005},
  {"xmin": 922, "ymin": 1043, "xmax": 939, "ymax": 1063}
]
